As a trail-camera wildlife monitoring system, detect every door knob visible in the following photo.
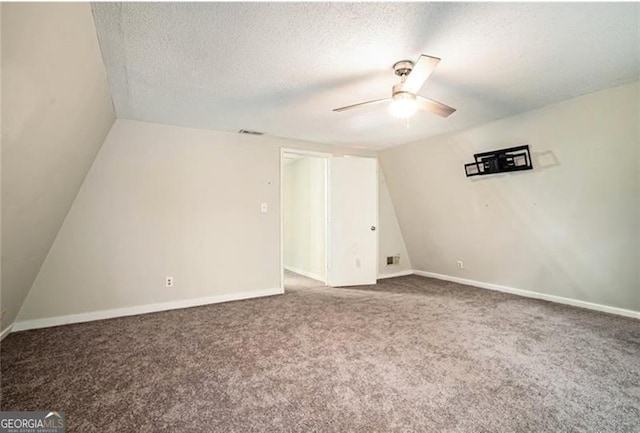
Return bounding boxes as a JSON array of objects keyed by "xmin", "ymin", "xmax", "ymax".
[{"xmin": 370, "ymin": 226, "xmax": 376, "ymax": 231}]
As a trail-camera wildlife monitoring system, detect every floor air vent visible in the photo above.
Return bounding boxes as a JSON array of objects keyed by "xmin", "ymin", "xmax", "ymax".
[{"xmin": 238, "ymin": 129, "xmax": 264, "ymax": 136}]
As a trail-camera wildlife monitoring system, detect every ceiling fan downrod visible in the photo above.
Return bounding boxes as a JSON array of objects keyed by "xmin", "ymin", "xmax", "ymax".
[{"xmin": 393, "ymin": 60, "xmax": 414, "ymax": 78}]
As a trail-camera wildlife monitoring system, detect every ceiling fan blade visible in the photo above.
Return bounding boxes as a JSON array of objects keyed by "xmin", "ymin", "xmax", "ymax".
[
  {"xmin": 400, "ymin": 55, "xmax": 440, "ymax": 94},
  {"xmin": 333, "ymin": 98, "xmax": 390, "ymax": 112},
  {"xmin": 416, "ymin": 96, "xmax": 456, "ymax": 118}
]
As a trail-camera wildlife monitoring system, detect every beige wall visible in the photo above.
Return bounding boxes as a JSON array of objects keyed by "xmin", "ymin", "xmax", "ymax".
[
  {"xmin": 18, "ymin": 120, "xmax": 407, "ymax": 323},
  {"xmin": 283, "ymin": 157, "xmax": 326, "ymax": 281},
  {"xmin": 1, "ymin": 3, "xmax": 115, "ymax": 330},
  {"xmin": 378, "ymin": 167, "xmax": 412, "ymax": 275},
  {"xmin": 380, "ymin": 82, "xmax": 640, "ymax": 311},
  {"xmin": 19, "ymin": 120, "xmax": 287, "ymax": 320}
]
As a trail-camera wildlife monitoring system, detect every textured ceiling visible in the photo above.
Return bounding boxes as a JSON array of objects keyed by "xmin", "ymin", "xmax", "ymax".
[{"xmin": 92, "ymin": 2, "xmax": 640, "ymax": 149}]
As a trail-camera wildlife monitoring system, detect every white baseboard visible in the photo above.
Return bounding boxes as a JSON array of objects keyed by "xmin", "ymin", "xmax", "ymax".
[
  {"xmin": 1, "ymin": 323, "xmax": 14, "ymax": 341},
  {"xmin": 9, "ymin": 270, "xmax": 638, "ymax": 333},
  {"xmin": 12, "ymin": 287, "xmax": 284, "ymax": 332},
  {"xmin": 284, "ymin": 266, "xmax": 326, "ymax": 283},
  {"xmin": 378, "ymin": 269, "xmax": 414, "ymax": 279},
  {"xmin": 413, "ymin": 270, "xmax": 640, "ymax": 320}
]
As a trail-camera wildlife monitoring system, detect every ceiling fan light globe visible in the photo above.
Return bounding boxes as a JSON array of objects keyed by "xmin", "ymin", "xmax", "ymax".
[{"xmin": 389, "ymin": 94, "xmax": 418, "ymax": 119}]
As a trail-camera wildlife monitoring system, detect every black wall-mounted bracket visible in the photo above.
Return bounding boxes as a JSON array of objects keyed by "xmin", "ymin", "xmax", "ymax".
[{"xmin": 464, "ymin": 145, "xmax": 533, "ymax": 177}]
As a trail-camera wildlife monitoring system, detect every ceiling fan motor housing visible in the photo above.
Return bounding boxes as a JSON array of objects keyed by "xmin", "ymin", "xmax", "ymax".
[{"xmin": 392, "ymin": 83, "xmax": 416, "ymax": 100}]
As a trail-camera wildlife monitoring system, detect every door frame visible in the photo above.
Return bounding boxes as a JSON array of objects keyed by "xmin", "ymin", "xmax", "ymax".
[{"xmin": 280, "ymin": 147, "xmax": 332, "ymax": 292}]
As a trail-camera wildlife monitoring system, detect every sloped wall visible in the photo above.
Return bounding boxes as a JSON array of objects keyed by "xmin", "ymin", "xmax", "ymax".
[
  {"xmin": 19, "ymin": 120, "xmax": 284, "ymax": 321},
  {"xmin": 379, "ymin": 82, "xmax": 639, "ymax": 312},
  {"xmin": 1, "ymin": 3, "xmax": 115, "ymax": 331},
  {"xmin": 17, "ymin": 120, "xmax": 408, "ymax": 325},
  {"xmin": 378, "ymin": 168, "xmax": 412, "ymax": 275}
]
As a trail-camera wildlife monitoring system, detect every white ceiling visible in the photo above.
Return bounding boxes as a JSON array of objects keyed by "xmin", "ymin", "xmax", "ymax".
[{"xmin": 92, "ymin": 3, "xmax": 640, "ymax": 150}]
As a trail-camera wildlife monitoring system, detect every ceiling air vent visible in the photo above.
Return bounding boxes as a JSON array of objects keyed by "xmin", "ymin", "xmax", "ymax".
[{"xmin": 238, "ymin": 129, "xmax": 264, "ymax": 136}]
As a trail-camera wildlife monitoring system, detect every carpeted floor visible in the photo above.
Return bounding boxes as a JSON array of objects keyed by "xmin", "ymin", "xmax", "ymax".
[
  {"xmin": 283, "ymin": 269, "xmax": 327, "ymax": 290},
  {"xmin": 1, "ymin": 273, "xmax": 639, "ymax": 432}
]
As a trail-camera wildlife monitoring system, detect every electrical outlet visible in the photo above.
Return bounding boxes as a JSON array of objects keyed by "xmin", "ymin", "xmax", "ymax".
[
  {"xmin": 165, "ymin": 276, "xmax": 174, "ymax": 288},
  {"xmin": 457, "ymin": 260, "xmax": 464, "ymax": 269}
]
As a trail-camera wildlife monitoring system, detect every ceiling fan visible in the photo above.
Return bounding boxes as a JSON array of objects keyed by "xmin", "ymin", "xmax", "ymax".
[{"xmin": 333, "ymin": 54, "xmax": 456, "ymax": 119}]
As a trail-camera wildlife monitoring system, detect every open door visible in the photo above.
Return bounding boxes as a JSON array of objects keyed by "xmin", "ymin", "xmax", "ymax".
[{"xmin": 328, "ymin": 156, "xmax": 378, "ymax": 287}]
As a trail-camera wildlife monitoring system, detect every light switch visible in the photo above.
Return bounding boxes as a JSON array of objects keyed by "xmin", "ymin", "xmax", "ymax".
[{"xmin": 261, "ymin": 203, "xmax": 268, "ymax": 213}]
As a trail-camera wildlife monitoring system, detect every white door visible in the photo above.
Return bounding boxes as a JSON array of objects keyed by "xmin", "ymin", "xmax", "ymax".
[{"xmin": 328, "ymin": 156, "xmax": 378, "ymax": 287}]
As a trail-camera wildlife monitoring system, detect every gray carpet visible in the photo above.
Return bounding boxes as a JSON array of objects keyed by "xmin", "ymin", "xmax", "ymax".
[
  {"xmin": 1, "ymin": 273, "xmax": 639, "ymax": 432},
  {"xmin": 284, "ymin": 269, "xmax": 326, "ymax": 290}
]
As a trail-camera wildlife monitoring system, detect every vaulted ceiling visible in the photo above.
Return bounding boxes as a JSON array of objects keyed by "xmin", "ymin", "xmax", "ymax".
[{"xmin": 92, "ymin": 2, "xmax": 640, "ymax": 149}]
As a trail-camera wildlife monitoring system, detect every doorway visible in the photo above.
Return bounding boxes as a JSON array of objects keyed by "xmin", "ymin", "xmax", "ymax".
[
  {"xmin": 280, "ymin": 149, "xmax": 379, "ymax": 291},
  {"xmin": 281, "ymin": 150, "xmax": 329, "ymax": 290}
]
